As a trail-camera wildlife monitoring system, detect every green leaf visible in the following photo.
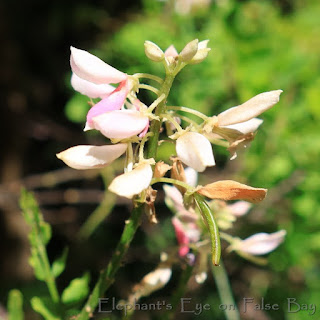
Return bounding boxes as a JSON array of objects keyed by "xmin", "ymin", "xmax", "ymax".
[
  {"xmin": 30, "ymin": 297, "xmax": 60, "ymax": 320},
  {"xmin": 62, "ymin": 273, "xmax": 90, "ymax": 305},
  {"xmin": 51, "ymin": 247, "xmax": 69, "ymax": 278},
  {"xmin": 8, "ymin": 289, "xmax": 24, "ymax": 320}
]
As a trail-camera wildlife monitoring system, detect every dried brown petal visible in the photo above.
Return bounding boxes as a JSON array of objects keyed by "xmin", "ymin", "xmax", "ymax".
[
  {"xmin": 145, "ymin": 187, "xmax": 158, "ymax": 224},
  {"xmin": 197, "ymin": 180, "xmax": 267, "ymax": 203},
  {"xmin": 171, "ymin": 157, "xmax": 186, "ymax": 194},
  {"xmin": 154, "ymin": 161, "xmax": 172, "ymax": 178},
  {"xmin": 228, "ymin": 132, "xmax": 255, "ymax": 160}
]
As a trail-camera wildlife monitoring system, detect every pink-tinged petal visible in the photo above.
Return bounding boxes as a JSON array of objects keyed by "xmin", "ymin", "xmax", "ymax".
[
  {"xmin": 85, "ymin": 80, "xmax": 129, "ymax": 128},
  {"xmin": 138, "ymin": 121, "xmax": 149, "ymax": 138},
  {"xmin": 227, "ymin": 201, "xmax": 252, "ymax": 217},
  {"xmin": 176, "ymin": 132, "xmax": 215, "ymax": 172},
  {"xmin": 232, "ymin": 230, "xmax": 286, "ymax": 255},
  {"xmin": 223, "ymin": 118, "xmax": 263, "ymax": 134},
  {"xmin": 56, "ymin": 144, "xmax": 127, "ymax": 170},
  {"xmin": 71, "ymin": 73, "xmax": 115, "ymax": 99},
  {"xmin": 164, "ymin": 185, "xmax": 184, "ymax": 212},
  {"xmin": 70, "ymin": 46, "xmax": 127, "ymax": 84},
  {"xmin": 108, "ymin": 163, "xmax": 152, "ymax": 199},
  {"xmin": 218, "ymin": 90, "xmax": 283, "ymax": 126},
  {"xmin": 164, "ymin": 45, "xmax": 179, "ymax": 58},
  {"xmin": 92, "ymin": 110, "xmax": 149, "ymax": 139},
  {"xmin": 172, "ymin": 217, "xmax": 190, "ymax": 257}
]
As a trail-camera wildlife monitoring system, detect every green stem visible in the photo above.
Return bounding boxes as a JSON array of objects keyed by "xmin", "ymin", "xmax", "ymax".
[
  {"xmin": 32, "ymin": 208, "xmax": 60, "ymax": 303},
  {"xmin": 39, "ymin": 249, "xmax": 59, "ymax": 303},
  {"xmin": 77, "ymin": 167, "xmax": 116, "ymax": 240},
  {"xmin": 76, "ymin": 204, "xmax": 144, "ymax": 320},
  {"xmin": 151, "ymin": 177, "xmax": 192, "ymax": 191},
  {"xmin": 138, "ymin": 84, "xmax": 160, "ymax": 95},
  {"xmin": 167, "ymin": 264, "xmax": 193, "ymax": 320},
  {"xmin": 194, "ymin": 193, "xmax": 221, "ymax": 266},
  {"xmin": 133, "ymin": 73, "xmax": 163, "ymax": 84},
  {"xmin": 169, "ymin": 106, "xmax": 209, "ymax": 121},
  {"xmin": 77, "ymin": 59, "xmax": 179, "ymax": 320},
  {"xmin": 211, "ymin": 259, "xmax": 240, "ymax": 320},
  {"xmin": 160, "ymin": 113, "xmax": 183, "ymax": 132},
  {"xmin": 147, "ymin": 73, "xmax": 176, "ymax": 159}
]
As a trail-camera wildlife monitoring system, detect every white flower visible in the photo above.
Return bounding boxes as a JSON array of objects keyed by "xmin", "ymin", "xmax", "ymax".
[
  {"xmin": 70, "ymin": 46, "xmax": 126, "ymax": 85},
  {"xmin": 56, "ymin": 144, "xmax": 127, "ymax": 170},
  {"xmin": 108, "ymin": 163, "xmax": 153, "ymax": 199},
  {"xmin": 217, "ymin": 90, "xmax": 283, "ymax": 126},
  {"xmin": 176, "ymin": 132, "xmax": 215, "ymax": 172},
  {"xmin": 230, "ymin": 230, "xmax": 287, "ymax": 255}
]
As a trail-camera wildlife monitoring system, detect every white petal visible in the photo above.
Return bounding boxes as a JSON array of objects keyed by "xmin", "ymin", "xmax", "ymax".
[
  {"xmin": 108, "ymin": 164, "xmax": 152, "ymax": 199},
  {"xmin": 218, "ymin": 90, "xmax": 283, "ymax": 126},
  {"xmin": 144, "ymin": 267, "xmax": 172, "ymax": 287},
  {"xmin": 198, "ymin": 40, "xmax": 209, "ymax": 49},
  {"xmin": 176, "ymin": 132, "xmax": 215, "ymax": 172},
  {"xmin": 233, "ymin": 230, "xmax": 286, "ymax": 255},
  {"xmin": 223, "ymin": 118, "xmax": 263, "ymax": 134},
  {"xmin": 71, "ymin": 73, "xmax": 115, "ymax": 99},
  {"xmin": 56, "ymin": 144, "xmax": 127, "ymax": 170},
  {"xmin": 184, "ymin": 167, "xmax": 198, "ymax": 187},
  {"xmin": 70, "ymin": 46, "xmax": 127, "ymax": 84},
  {"xmin": 92, "ymin": 110, "xmax": 149, "ymax": 139}
]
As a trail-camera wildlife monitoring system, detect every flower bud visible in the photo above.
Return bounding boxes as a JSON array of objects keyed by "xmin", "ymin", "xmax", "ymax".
[
  {"xmin": 190, "ymin": 40, "xmax": 211, "ymax": 64},
  {"xmin": 180, "ymin": 39, "xmax": 199, "ymax": 62},
  {"xmin": 144, "ymin": 41, "xmax": 164, "ymax": 62},
  {"xmin": 108, "ymin": 163, "xmax": 152, "ymax": 199}
]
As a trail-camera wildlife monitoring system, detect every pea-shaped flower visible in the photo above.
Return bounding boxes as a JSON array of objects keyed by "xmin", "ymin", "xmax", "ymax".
[{"xmin": 176, "ymin": 132, "xmax": 215, "ymax": 172}]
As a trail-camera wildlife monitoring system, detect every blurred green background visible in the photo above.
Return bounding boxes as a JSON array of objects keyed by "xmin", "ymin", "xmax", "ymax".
[{"xmin": 1, "ymin": 0, "xmax": 319, "ymax": 319}]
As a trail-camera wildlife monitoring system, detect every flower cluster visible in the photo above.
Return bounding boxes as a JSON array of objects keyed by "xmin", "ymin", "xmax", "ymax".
[{"xmin": 57, "ymin": 40, "xmax": 286, "ymax": 273}]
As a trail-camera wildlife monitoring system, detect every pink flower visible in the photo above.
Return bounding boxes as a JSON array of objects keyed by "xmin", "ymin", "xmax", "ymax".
[
  {"xmin": 229, "ymin": 230, "xmax": 286, "ymax": 255},
  {"xmin": 172, "ymin": 217, "xmax": 200, "ymax": 257},
  {"xmin": 90, "ymin": 109, "xmax": 149, "ymax": 140},
  {"xmin": 70, "ymin": 46, "xmax": 150, "ymax": 140}
]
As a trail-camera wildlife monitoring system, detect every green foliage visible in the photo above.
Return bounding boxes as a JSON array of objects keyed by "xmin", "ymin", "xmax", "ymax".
[
  {"xmin": 30, "ymin": 297, "xmax": 60, "ymax": 320},
  {"xmin": 65, "ymin": 93, "xmax": 90, "ymax": 123},
  {"xmin": 51, "ymin": 247, "xmax": 69, "ymax": 278},
  {"xmin": 8, "ymin": 290, "xmax": 24, "ymax": 320},
  {"xmin": 61, "ymin": 273, "xmax": 90, "ymax": 306}
]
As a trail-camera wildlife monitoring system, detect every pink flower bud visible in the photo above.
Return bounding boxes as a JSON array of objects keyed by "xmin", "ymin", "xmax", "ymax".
[
  {"xmin": 56, "ymin": 144, "xmax": 127, "ymax": 170},
  {"xmin": 164, "ymin": 45, "xmax": 179, "ymax": 58}
]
